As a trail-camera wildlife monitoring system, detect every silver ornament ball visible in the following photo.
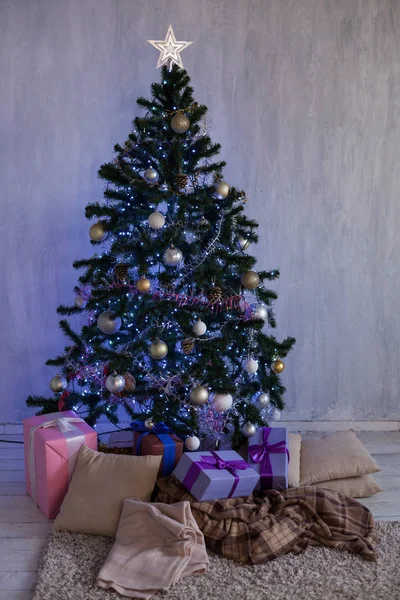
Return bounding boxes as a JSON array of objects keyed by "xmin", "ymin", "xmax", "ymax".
[
  {"xmin": 189, "ymin": 385, "xmax": 209, "ymax": 405},
  {"xmin": 148, "ymin": 211, "xmax": 165, "ymax": 230},
  {"xmin": 214, "ymin": 181, "xmax": 230, "ymax": 200},
  {"xmin": 105, "ymin": 372, "xmax": 126, "ymax": 394},
  {"xmin": 50, "ymin": 374, "xmax": 68, "ymax": 393},
  {"xmin": 242, "ymin": 421, "xmax": 257, "ymax": 438},
  {"xmin": 144, "ymin": 418, "xmax": 154, "ymax": 429},
  {"xmin": 75, "ymin": 295, "xmax": 87, "ymax": 309},
  {"xmin": 272, "ymin": 408, "xmax": 281, "ymax": 421},
  {"xmin": 211, "ymin": 393, "xmax": 233, "ymax": 413},
  {"xmin": 244, "ymin": 358, "xmax": 259, "ymax": 374},
  {"xmin": 170, "ymin": 113, "xmax": 190, "ymax": 134},
  {"xmin": 163, "ymin": 245, "xmax": 183, "ymax": 267},
  {"xmin": 250, "ymin": 303, "xmax": 268, "ymax": 321},
  {"xmin": 192, "ymin": 319, "xmax": 207, "ymax": 336},
  {"xmin": 185, "ymin": 435, "xmax": 200, "ymax": 451},
  {"xmin": 236, "ymin": 235, "xmax": 250, "ymax": 252},
  {"xmin": 89, "ymin": 221, "xmax": 108, "ymax": 242},
  {"xmin": 257, "ymin": 392, "xmax": 270, "ymax": 408},
  {"xmin": 143, "ymin": 167, "xmax": 159, "ymax": 183},
  {"xmin": 97, "ymin": 311, "xmax": 122, "ymax": 335}
]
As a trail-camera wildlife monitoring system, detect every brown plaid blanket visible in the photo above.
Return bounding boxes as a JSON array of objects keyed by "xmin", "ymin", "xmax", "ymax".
[{"xmin": 156, "ymin": 477, "xmax": 377, "ymax": 564}]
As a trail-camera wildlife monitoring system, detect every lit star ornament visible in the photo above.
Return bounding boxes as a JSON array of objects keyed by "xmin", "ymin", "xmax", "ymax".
[{"xmin": 148, "ymin": 24, "xmax": 193, "ymax": 70}]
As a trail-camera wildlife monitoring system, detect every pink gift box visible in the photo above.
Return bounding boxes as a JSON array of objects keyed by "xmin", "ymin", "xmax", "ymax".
[{"xmin": 23, "ymin": 411, "xmax": 97, "ymax": 519}]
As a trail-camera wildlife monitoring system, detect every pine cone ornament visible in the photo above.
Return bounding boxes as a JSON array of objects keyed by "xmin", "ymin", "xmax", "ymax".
[
  {"xmin": 174, "ymin": 173, "xmax": 188, "ymax": 191},
  {"xmin": 182, "ymin": 338, "xmax": 195, "ymax": 355},
  {"xmin": 114, "ymin": 263, "xmax": 130, "ymax": 283},
  {"xmin": 123, "ymin": 372, "xmax": 136, "ymax": 392},
  {"xmin": 206, "ymin": 286, "xmax": 223, "ymax": 304}
]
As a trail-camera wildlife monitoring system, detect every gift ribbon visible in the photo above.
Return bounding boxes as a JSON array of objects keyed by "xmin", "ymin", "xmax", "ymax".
[
  {"xmin": 182, "ymin": 450, "xmax": 250, "ymax": 498},
  {"xmin": 248, "ymin": 428, "xmax": 290, "ymax": 489},
  {"xmin": 130, "ymin": 420, "xmax": 176, "ymax": 476},
  {"xmin": 28, "ymin": 416, "xmax": 85, "ymax": 504}
]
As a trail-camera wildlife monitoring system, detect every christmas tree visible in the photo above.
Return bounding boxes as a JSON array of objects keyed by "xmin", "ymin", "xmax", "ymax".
[{"xmin": 27, "ymin": 33, "xmax": 294, "ymax": 448}]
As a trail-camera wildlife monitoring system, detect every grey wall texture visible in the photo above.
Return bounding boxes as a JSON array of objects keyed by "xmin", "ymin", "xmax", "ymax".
[{"xmin": 1, "ymin": 0, "xmax": 399, "ymax": 423}]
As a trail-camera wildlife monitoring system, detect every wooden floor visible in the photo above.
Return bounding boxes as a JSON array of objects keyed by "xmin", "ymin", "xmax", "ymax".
[{"xmin": 0, "ymin": 432, "xmax": 399, "ymax": 599}]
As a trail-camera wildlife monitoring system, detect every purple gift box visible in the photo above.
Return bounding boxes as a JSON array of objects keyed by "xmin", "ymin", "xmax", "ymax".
[
  {"xmin": 247, "ymin": 427, "xmax": 289, "ymax": 491},
  {"xmin": 173, "ymin": 449, "xmax": 260, "ymax": 501}
]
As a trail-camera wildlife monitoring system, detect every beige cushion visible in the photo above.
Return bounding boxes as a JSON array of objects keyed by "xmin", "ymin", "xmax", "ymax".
[
  {"xmin": 54, "ymin": 445, "xmax": 161, "ymax": 537},
  {"xmin": 313, "ymin": 474, "xmax": 382, "ymax": 498},
  {"xmin": 299, "ymin": 430, "xmax": 381, "ymax": 486},
  {"xmin": 288, "ymin": 433, "xmax": 301, "ymax": 487}
]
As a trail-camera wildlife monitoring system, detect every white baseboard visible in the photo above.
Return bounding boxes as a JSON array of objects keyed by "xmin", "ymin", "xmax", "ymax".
[
  {"xmin": 2, "ymin": 420, "xmax": 399, "ymax": 436},
  {"xmin": 277, "ymin": 420, "xmax": 400, "ymax": 433}
]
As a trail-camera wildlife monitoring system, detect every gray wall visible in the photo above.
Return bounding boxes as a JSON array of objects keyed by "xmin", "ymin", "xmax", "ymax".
[{"xmin": 1, "ymin": 0, "xmax": 399, "ymax": 423}]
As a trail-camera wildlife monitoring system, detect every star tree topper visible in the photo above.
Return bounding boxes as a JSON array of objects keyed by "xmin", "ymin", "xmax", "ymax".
[{"xmin": 148, "ymin": 24, "xmax": 193, "ymax": 70}]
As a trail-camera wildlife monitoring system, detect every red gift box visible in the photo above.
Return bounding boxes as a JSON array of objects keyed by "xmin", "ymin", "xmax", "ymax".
[
  {"xmin": 23, "ymin": 411, "xmax": 97, "ymax": 519},
  {"xmin": 132, "ymin": 430, "xmax": 183, "ymax": 476}
]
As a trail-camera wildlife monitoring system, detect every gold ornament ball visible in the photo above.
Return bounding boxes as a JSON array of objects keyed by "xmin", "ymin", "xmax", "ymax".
[
  {"xmin": 136, "ymin": 277, "xmax": 151, "ymax": 293},
  {"xmin": 89, "ymin": 221, "xmax": 107, "ymax": 242},
  {"xmin": 144, "ymin": 418, "xmax": 154, "ymax": 429},
  {"xmin": 272, "ymin": 359, "xmax": 285, "ymax": 374},
  {"xmin": 189, "ymin": 385, "xmax": 209, "ymax": 405},
  {"xmin": 149, "ymin": 340, "xmax": 168, "ymax": 360},
  {"xmin": 170, "ymin": 113, "xmax": 190, "ymax": 133},
  {"xmin": 214, "ymin": 181, "xmax": 230, "ymax": 200},
  {"xmin": 50, "ymin": 374, "xmax": 68, "ymax": 393},
  {"xmin": 241, "ymin": 270, "xmax": 260, "ymax": 290}
]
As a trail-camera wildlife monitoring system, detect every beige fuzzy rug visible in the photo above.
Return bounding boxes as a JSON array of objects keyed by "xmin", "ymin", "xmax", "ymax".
[{"xmin": 33, "ymin": 522, "xmax": 400, "ymax": 600}]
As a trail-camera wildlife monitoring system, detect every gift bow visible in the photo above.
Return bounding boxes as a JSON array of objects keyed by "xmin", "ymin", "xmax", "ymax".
[
  {"xmin": 198, "ymin": 451, "xmax": 249, "ymax": 475},
  {"xmin": 248, "ymin": 428, "xmax": 289, "ymax": 489},
  {"xmin": 130, "ymin": 420, "xmax": 176, "ymax": 476},
  {"xmin": 40, "ymin": 417, "xmax": 82, "ymax": 433},
  {"xmin": 28, "ymin": 415, "xmax": 85, "ymax": 504},
  {"xmin": 131, "ymin": 420, "xmax": 173, "ymax": 435},
  {"xmin": 183, "ymin": 450, "xmax": 251, "ymax": 498}
]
